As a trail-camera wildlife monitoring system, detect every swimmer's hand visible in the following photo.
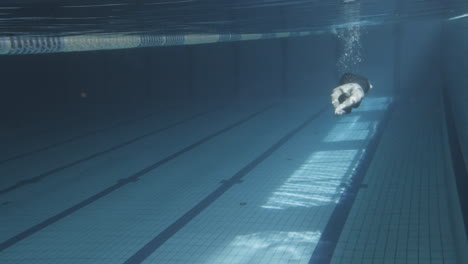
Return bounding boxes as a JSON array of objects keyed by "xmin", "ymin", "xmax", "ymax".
[
  {"xmin": 334, "ymin": 106, "xmax": 346, "ymax": 115},
  {"xmin": 331, "ymin": 99, "xmax": 340, "ymax": 109}
]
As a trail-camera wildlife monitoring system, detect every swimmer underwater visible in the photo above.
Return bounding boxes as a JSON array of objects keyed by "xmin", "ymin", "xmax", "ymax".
[{"xmin": 331, "ymin": 73, "xmax": 373, "ymax": 115}]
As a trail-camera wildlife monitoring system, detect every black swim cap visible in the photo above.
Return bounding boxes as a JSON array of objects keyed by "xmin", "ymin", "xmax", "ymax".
[{"xmin": 339, "ymin": 73, "xmax": 371, "ymax": 93}]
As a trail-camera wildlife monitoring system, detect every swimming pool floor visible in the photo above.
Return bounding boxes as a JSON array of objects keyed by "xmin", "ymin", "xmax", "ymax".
[{"xmin": 0, "ymin": 94, "xmax": 466, "ymax": 263}]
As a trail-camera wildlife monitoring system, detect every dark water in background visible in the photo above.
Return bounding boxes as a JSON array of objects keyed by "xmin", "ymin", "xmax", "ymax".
[{"xmin": 0, "ymin": 0, "xmax": 467, "ymax": 37}]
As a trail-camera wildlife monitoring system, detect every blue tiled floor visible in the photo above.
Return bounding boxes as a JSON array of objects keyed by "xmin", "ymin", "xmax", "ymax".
[{"xmin": 0, "ymin": 95, "xmax": 465, "ymax": 264}]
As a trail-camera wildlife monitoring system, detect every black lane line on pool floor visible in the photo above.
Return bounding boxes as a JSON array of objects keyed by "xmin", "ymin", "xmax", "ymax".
[
  {"xmin": 123, "ymin": 106, "xmax": 328, "ymax": 264},
  {"xmin": 0, "ymin": 105, "xmax": 274, "ymax": 252},
  {"xmin": 442, "ymin": 87, "xmax": 468, "ymax": 239},
  {"xmin": 308, "ymin": 101, "xmax": 396, "ymax": 264},
  {"xmin": 0, "ymin": 107, "xmax": 162, "ymax": 166},
  {"xmin": 0, "ymin": 107, "xmax": 222, "ymax": 196}
]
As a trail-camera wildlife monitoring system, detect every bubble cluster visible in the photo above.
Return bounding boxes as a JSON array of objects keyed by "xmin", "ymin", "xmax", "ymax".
[
  {"xmin": 337, "ymin": 25, "xmax": 362, "ymax": 74},
  {"xmin": 336, "ymin": 2, "xmax": 364, "ymax": 74}
]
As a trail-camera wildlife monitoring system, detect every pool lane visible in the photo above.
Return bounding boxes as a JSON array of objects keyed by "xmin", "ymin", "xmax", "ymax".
[
  {"xmin": 0, "ymin": 101, "xmax": 274, "ymax": 245},
  {"xmin": 0, "ymin": 98, "xmax": 326, "ymax": 263}
]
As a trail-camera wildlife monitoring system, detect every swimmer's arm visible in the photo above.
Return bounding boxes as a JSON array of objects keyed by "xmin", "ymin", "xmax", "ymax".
[
  {"xmin": 337, "ymin": 87, "xmax": 365, "ymax": 110},
  {"xmin": 330, "ymin": 87, "xmax": 344, "ymax": 108}
]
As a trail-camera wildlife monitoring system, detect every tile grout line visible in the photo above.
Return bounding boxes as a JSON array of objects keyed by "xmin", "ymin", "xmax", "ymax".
[
  {"xmin": 0, "ymin": 104, "xmax": 274, "ymax": 252},
  {"xmin": 0, "ymin": 106, "xmax": 161, "ymax": 166},
  {"xmin": 308, "ymin": 101, "xmax": 396, "ymax": 264},
  {"xmin": 0, "ymin": 106, "xmax": 222, "ymax": 196},
  {"xmin": 122, "ymin": 106, "xmax": 328, "ymax": 264},
  {"xmin": 441, "ymin": 85, "xmax": 468, "ymax": 239}
]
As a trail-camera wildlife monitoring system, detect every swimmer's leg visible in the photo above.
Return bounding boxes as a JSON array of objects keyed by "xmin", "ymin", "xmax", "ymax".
[{"xmin": 331, "ymin": 87, "xmax": 344, "ymax": 109}]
